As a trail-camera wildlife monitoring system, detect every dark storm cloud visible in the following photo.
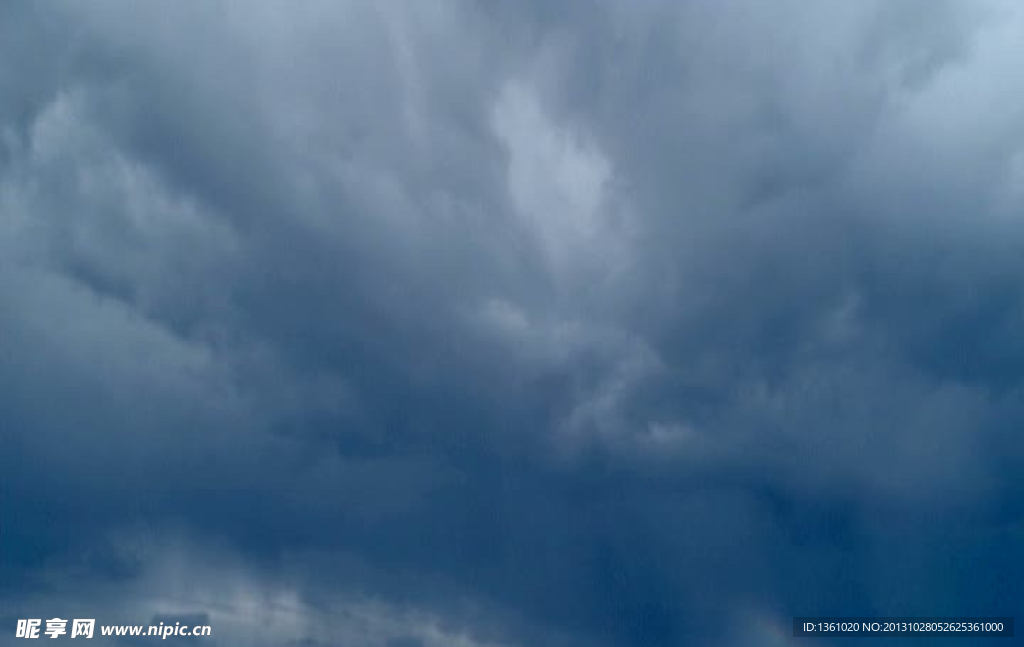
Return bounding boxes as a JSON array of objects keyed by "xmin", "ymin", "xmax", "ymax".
[{"xmin": 3, "ymin": 1, "xmax": 1024, "ymax": 646}]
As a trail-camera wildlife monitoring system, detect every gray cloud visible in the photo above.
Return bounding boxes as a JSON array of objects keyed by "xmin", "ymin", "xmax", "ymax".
[{"xmin": 2, "ymin": 1, "xmax": 1024, "ymax": 646}]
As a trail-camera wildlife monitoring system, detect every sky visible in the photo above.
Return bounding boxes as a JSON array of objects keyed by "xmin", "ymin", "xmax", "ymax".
[{"xmin": 1, "ymin": 1, "xmax": 1023, "ymax": 645}]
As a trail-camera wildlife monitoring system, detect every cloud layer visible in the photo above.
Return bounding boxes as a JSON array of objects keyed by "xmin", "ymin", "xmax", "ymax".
[{"xmin": 3, "ymin": 1, "xmax": 1024, "ymax": 645}]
